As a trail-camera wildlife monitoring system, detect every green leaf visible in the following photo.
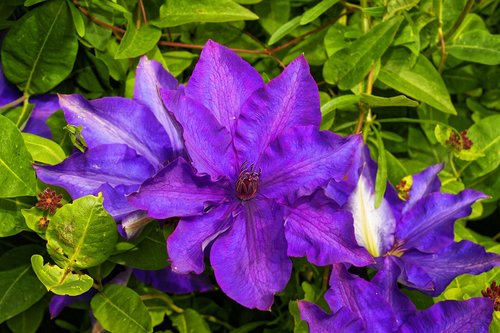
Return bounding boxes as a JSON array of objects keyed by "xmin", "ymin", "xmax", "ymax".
[
  {"xmin": 46, "ymin": 194, "xmax": 117, "ymax": 270},
  {"xmin": 288, "ymin": 301, "xmax": 309, "ymax": 333},
  {"xmin": 6, "ymin": 296, "xmax": 47, "ymax": 333},
  {"xmin": 0, "ymin": 115, "xmax": 37, "ymax": 197},
  {"xmin": 0, "ymin": 197, "xmax": 32, "ymax": 236},
  {"xmin": 68, "ymin": 0, "xmax": 85, "ymax": 37},
  {"xmin": 387, "ymin": 0, "xmax": 420, "ymax": 15},
  {"xmin": 321, "ymin": 95, "xmax": 361, "ymax": 115},
  {"xmin": 447, "ymin": 30, "xmax": 500, "ymax": 65},
  {"xmin": 91, "ymin": 284, "xmax": 152, "ymax": 333},
  {"xmin": 323, "ymin": 16, "xmax": 403, "ymax": 89},
  {"xmin": 300, "ymin": 0, "xmax": 339, "ymax": 25},
  {"xmin": 110, "ymin": 225, "xmax": 168, "ymax": 270},
  {"xmin": 22, "ymin": 206, "xmax": 47, "ymax": 236},
  {"xmin": 255, "ymin": 0, "xmax": 290, "ymax": 35},
  {"xmin": 373, "ymin": 128, "xmax": 388, "ymax": 208},
  {"xmin": 152, "ymin": 0, "xmax": 258, "ymax": 28},
  {"xmin": 0, "ymin": 246, "xmax": 46, "ymax": 324},
  {"xmin": 163, "ymin": 51, "xmax": 197, "ymax": 77},
  {"xmin": 30, "ymin": 254, "xmax": 93, "ymax": 296},
  {"xmin": 465, "ymin": 115, "xmax": 500, "ymax": 178},
  {"xmin": 22, "ymin": 133, "xmax": 66, "ymax": 165},
  {"xmin": 3, "ymin": 102, "xmax": 34, "ymax": 129},
  {"xmin": 1, "ymin": 0, "xmax": 78, "ymax": 94},
  {"xmin": 378, "ymin": 49, "xmax": 457, "ymax": 115},
  {"xmin": 434, "ymin": 125, "xmax": 484, "ymax": 161},
  {"xmin": 115, "ymin": 23, "xmax": 162, "ymax": 59},
  {"xmin": 268, "ymin": 16, "xmax": 302, "ymax": 45},
  {"xmin": 171, "ymin": 308, "xmax": 210, "ymax": 333},
  {"xmin": 360, "ymin": 94, "xmax": 419, "ymax": 107}
]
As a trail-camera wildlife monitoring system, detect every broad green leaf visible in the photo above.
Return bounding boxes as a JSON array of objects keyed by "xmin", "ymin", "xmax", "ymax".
[
  {"xmin": 22, "ymin": 133, "xmax": 66, "ymax": 165},
  {"xmin": 323, "ymin": 16, "xmax": 403, "ymax": 89},
  {"xmin": 386, "ymin": 150, "xmax": 408, "ymax": 185},
  {"xmin": 6, "ymin": 296, "xmax": 47, "ymax": 333},
  {"xmin": 0, "ymin": 197, "xmax": 32, "ymax": 236},
  {"xmin": 3, "ymin": 102, "xmax": 34, "ymax": 129},
  {"xmin": 163, "ymin": 51, "xmax": 197, "ymax": 77},
  {"xmin": 268, "ymin": 16, "xmax": 302, "ymax": 45},
  {"xmin": 46, "ymin": 194, "xmax": 117, "ymax": 270},
  {"xmin": 0, "ymin": 246, "xmax": 46, "ymax": 324},
  {"xmin": 171, "ymin": 308, "xmax": 210, "ymax": 333},
  {"xmin": 0, "ymin": 115, "xmax": 37, "ymax": 197},
  {"xmin": 24, "ymin": 0, "xmax": 47, "ymax": 6},
  {"xmin": 360, "ymin": 94, "xmax": 419, "ymax": 107},
  {"xmin": 321, "ymin": 95, "xmax": 361, "ymax": 115},
  {"xmin": 300, "ymin": 0, "xmax": 339, "ymax": 25},
  {"xmin": 378, "ymin": 49, "xmax": 456, "ymax": 115},
  {"xmin": 68, "ymin": 0, "xmax": 85, "ymax": 37},
  {"xmin": 115, "ymin": 23, "xmax": 162, "ymax": 59},
  {"xmin": 22, "ymin": 206, "xmax": 47, "ymax": 236},
  {"xmin": 324, "ymin": 23, "xmax": 349, "ymax": 57},
  {"xmin": 373, "ymin": 129, "xmax": 388, "ymax": 208},
  {"xmin": 447, "ymin": 30, "xmax": 500, "ymax": 65},
  {"xmin": 1, "ymin": 0, "xmax": 78, "ymax": 94},
  {"xmin": 110, "ymin": 226, "xmax": 168, "ymax": 270},
  {"xmin": 31, "ymin": 254, "xmax": 93, "ymax": 296},
  {"xmin": 153, "ymin": 0, "xmax": 258, "ymax": 28},
  {"xmin": 387, "ymin": 0, "xmax": 420, "ymax": 15},
  {"xmin": 443, "ymin": 66, "xmax": 480, "ymax": 94},
  {"xmin": 465, "ymin": 115, "xmax": 500, "ymax": 178},
  {"xmin": 255, "ymin": 0, "xmax": 290, "ymax": 34},
  {"xmin": 91, "ymin": 284, "xmax": 152, "ymax": 333}
]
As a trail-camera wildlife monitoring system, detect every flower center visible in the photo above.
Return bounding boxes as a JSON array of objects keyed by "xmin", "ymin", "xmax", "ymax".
[
  {"xmin": 36, "ymin": 188, "xmax": 63, "ymax": 215},
  {"xmin": 235, "ymin": 163, "xmax": 261, "ymax": 201},
  {"xmin": 482, "ymin": 281, "xmax": 500, "ymax": 311}
]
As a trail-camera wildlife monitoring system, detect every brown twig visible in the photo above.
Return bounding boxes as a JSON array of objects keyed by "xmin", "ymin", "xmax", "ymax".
[
  {"xmin": 74, "ymin": 0, "xmax": 346, "ymax": 58},
  {"xmin": 354, "ymin": 65, "xmax": 376, "ymax": 134},
  {"xmin": 138, "ymin": 0, "xmax": 148, "ymax": 25}
]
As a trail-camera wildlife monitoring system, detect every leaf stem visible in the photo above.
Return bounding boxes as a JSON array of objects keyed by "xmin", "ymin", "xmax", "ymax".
[{"xmin": 0, "ymin": 94, "xmax": 28, "ymax": 113}]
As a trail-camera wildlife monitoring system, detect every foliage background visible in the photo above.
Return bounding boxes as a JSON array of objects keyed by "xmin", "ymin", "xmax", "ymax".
[{"xmin": 0, "ymin": 0, "xmax": 498, "ymax": 332}]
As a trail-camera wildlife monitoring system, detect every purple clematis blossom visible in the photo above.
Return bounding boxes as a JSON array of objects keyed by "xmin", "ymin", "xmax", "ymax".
[
  {"xmin": 34, "ymin": 56, "xmax": 185, "ymax": 237},
  {"xmin": 298, "ymin": 262, "xmax": 495, "ymax": 332},
  {"xmin": 0, "ymin": 63, "xmax": 60, "ymax": 138},
  {"xmin": 325, "ymin": 146, "xmax": 499, "ymax": 296},
  {"xmin": 130, "ymin": 41, "xmax": 372, "ymax": 310}
]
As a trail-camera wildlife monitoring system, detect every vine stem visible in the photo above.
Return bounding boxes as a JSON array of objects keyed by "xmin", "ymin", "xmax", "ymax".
[
  {"xmin": 354, "ymin": 65, "xmax": 375, "ymax": 134},
  {"xmin": 74, "ymin": 0, "xmax": 347, "ymax": 57}
]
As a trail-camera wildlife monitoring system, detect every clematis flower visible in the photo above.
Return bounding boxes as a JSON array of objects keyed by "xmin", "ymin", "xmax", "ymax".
[
  {"xmin": 298, "ymin": 262, "xmax": 495, "ymax": 332},
  {"xmin": 0, "ymin": 63, "xmax": 60, "ymax": 138},
  {"xmin": 325, "ymin": 146, "xmax": 499, "ymax": 295},
  {"xmin": 34, "ymin": 56, "xmax": 185, "ymax": 237},
  {"xmin": 130, "ymin": 41, "xmax": 372, "ymax": 310}
]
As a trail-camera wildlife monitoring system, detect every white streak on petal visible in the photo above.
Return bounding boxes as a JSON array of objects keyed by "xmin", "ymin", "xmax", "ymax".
[{"xmin": 348, "ymin": 175, "xmax": 396, "ymax": 257}]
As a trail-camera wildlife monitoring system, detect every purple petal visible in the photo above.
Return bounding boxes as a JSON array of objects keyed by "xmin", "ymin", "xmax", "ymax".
[
  {"xmin": 235, "ymin": 56, "xmax": 320, "ymax": 164},
  {"xmin": 0, "ymin": 63, "xmax": 21, "ymax": 106},
  {"xmin": 160, "ymin": 92, "xmax": 236, "ymax": 179},
  {"xmin": 260, "ymin": 127, "xmax": 363, "ymax": 201},
  {"xmin": 59, "ymin": 94, "xmax": 172, "ymax": 168},
  {"xmin": 129, "ymin": 158, "xmax": 232, "ymax": 219},
  {"xmin": 326, "ymin": 264, "xmax": 396, "ymax": 332},
  {"xmin": 35, "ymin": 144, "xmax": 155, "ymax": 199},
  {"xmin": 167, "ymin": 202, "xmax": 236, "ymax": 274},
  {"xmin": 399, "ymin": 298, "xmax": 494, "ymax": 333},
  {"xmin": 399, "ymin": 240, "xmax": 500, "ymax": 296},
  {"xmin": 403, "ymin": 163, "xmax": 443, "ymax": 214},
  {"xmin": 371, "ymin": 257, "xmax": 417, "ymax": 326},
  {"xmin": 120, "ymin": 210, "xmax": 153, "ymax": 239},
  {"xmin": 210, "ymin": 199, "xmax": 292, "ymax": 310},
  {"xmin": 133, "ymin": 267, "xmax": 212, "ymax": 294},
  {"xmin": 49, "ymin": 291, "xmax": 95, "ymax": 318},
  {"xmin": 396, "ymin": 189, "xmax": 488, "ymax": 253},
  {"xmin": 24, "ymin": 94, "xmax": 60, "ymax": 138},
  {"xmin": 285, "ymin": 190, "xmax": 373, "ymax": 267},
  {"xmin": 185, "ymin": 40, "xmax": 264, "ymax": 134},
  {"xmin": 134, "ymin": 57, "xmax": 184, "ymax": 159},
  {"xmin": 97, "ymin": 183, "xmax": 140, "ymax": 220},
  {"xmin": 298, "ymin": 301, "xmax": 363, "ymax": 333}
]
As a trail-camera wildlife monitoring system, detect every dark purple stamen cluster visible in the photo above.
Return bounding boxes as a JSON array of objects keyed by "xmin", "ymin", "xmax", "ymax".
[
  {"xmin": 446, "ymin": 130, "xmax": 473, "ymax": 151},
  {"xmin": 235, "ymin": 163, "xmax": 261, "ymax": 201},
  {"xmin": 482, "ymin": 281, "xmax": 500, "ymax": 311},
  {"xmin": 36, "ymin": 188, "xmax": 63, "ymax": 215}
]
